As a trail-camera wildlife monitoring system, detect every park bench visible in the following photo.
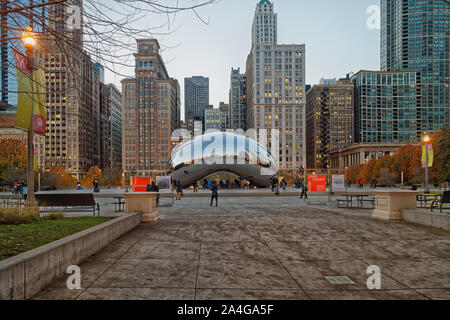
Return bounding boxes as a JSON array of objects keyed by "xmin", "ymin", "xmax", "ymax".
[
  {"xmin": 417, "ymin": 193, "xmax": 441, "ymax": 208},
  {"xmin": 35, "ymin": 193, "xmax": 100, "ymax": 216},
  {"xmin": 431, "ymin": 191, "xmax": 450, "ymax": 214},
  {"xmin": 0, "ymin": 194, "xmax": 24, "ymax": 208}
]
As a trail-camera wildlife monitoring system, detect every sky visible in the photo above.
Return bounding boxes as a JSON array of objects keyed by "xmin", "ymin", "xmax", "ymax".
[{"xmin": 104, "ymin": 0, "xmax": 381, "ymax": 120}]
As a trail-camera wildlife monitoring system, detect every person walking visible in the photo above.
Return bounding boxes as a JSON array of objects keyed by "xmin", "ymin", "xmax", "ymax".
[
  {"xmin": 13, "ymin": 181, "xmax": 20, "ymax": 194},
  {"xmin": 93, "ymin": 180, "xmax": 100, "ymax": 193},
  {"xmin": 176, "ymin": 181, "xmax": 183, "ymax": 200},
  {"xmin": 76, "ymin": 182, "xmax": 83, "ymax": 190},
  {"xmin": 300, "ymin": 180, "xmax": 308, "ymax": 200},
  {"xmin": 281, "ymin": 178, "xmax": 287, "ymax": 191},
  {"xmin": 193, "ymin": 181, "xmax": 198, "ymax": 193},
  {"xmin": 210, "ymin": 181, "xmax": 219, "ymax": 207}
]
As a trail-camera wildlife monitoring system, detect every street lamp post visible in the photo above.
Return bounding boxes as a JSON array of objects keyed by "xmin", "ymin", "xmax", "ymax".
[
  {"xmin": 22, "ymin": 26, "xmax": 38, "ymax": 208},
  {"xmin": 423, "ymin": 135, "xmax": 430, "ymax": 194}
]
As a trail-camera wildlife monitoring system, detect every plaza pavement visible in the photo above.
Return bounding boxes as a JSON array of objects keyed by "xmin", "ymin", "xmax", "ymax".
[{"xmin": 34, "ymin": 196, "xmax": 450, "ymax": 300}]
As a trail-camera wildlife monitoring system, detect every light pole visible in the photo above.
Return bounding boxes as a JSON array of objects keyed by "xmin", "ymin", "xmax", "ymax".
[
  {"xmin": 423, "ymin": 135, "xmax": 430, "ymax": 194},
  {"xmin": 22, "ymin": 26, "xmax": 38, "ymax": 208}
]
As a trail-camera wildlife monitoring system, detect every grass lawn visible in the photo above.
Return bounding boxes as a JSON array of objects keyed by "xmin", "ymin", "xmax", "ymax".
[{"xmin": 0, "ymin": 217, "xmax": 112, "ymax": 261}]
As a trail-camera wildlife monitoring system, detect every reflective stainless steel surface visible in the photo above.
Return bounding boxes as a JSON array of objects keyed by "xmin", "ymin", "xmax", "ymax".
[{"xmin": 168, "ymin": 132, "xmax": 278, "ymax": 188}]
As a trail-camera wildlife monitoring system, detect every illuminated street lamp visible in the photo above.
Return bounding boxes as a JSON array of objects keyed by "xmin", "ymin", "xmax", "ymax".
[
  {"xmin": 22, "ymin": 26, "xmax": 38, "ymax": 207},
  {"xmin": 423, "ymin": 135, "xmax": 431, "ymax": 194}
]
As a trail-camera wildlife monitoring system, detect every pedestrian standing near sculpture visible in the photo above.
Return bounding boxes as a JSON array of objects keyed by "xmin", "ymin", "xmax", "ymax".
[
  {"xmin": 193, "ymin": 181, "xmax": 198, "ymax": 193},
  {"xmin": 210, "ymin": 181, "xmax": 219, "ymax": 207},
  {"xmin": 176, "ymin": 181, "xmax": 183, "ymax": 200}
]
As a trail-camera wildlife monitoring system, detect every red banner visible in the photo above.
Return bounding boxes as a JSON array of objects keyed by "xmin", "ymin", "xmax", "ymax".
[
  {"xmin": 12, "ymin": 48, "xmax": 31, "ymax": 76},
  {"xmin": 307, "ymin": 175, "xmax": 327, "ymax": 192}
]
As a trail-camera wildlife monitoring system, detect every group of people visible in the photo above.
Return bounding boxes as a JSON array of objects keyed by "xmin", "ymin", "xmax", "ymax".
[
  {"xmin": 174, "ymin": 179, "xmax": 220, "ymax": 207},
  {"xmin": 146, "ymin": 182, "xmax": 160, "ymax": 206},
  {"xmin": 197, "ymin": 178, "xmax": 247, "ymax": 190},
  {"xmin": 75, "ymin": 180, "xmax": 100, "ymax": 192},
  {"xmin": 12, "ymin": 181, "xmax": 27, "ymax": 199},
  {"xmin": 271, "ymin": 177, "xmax": 288, "ymax": 193}
]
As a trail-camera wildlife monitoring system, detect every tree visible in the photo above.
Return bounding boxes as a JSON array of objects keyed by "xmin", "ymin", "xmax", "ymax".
[
  {"xmin": 392, "ymin": 145, "xmax": 421, "ymax": 183},
  {"xmin": 82, "ymin": 166, "xmax": 102, "ymax": 187},
  {"xmin": 0, "ymin": 139, "xmax": 27, "ymax": 170},
  {"xmin": 41, "ymin": 166, "xmax": 76, "ymax": 187},
  {"xmin": 99, "ymin": 167, "xmax": 122, "ymax": 186},
  {"xmin": 433, "ymin": 126, "xmax": 450, "ymax": 182},
  {"xmin": 347, "ymin": 165, "xmax": 363, "ymax": 185}
]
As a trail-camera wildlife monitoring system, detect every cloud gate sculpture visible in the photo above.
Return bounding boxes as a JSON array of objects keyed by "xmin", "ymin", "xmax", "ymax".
[{"xmin": 168, "ymin": 132, "xmax": 279, "ymax": 188}]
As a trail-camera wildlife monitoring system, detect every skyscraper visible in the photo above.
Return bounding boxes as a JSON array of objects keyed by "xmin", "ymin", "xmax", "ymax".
[
  {"xmin": 352, "ymin": 70, "xmax": 419, "ymax": 144},
  {"xmin": 219, "ymin": 102, "xmax": 230, "ymax": 130},
  {"xmin": 121, "ymin": 39, "xmax": 180, "ymax": 179},
  {"xmin": 229, "ymin": 68, "xmax": 246, "ymax": 130},
  {"xmin": 246, "ymin": 0, "xmax": 306, "ymax": 171},
  {"xmin": 306, "ymin": 78, "xmax": 354, "ymax": 169},
  {"xmin": 107, "ymin": 84, "xmax": 123, "ymax": 170},
  {"xmin": 381, "ymin": 0, "xmax": 449, "ymax": 134},
  {"xmin": 184, "ymin": 76, "xmax": 209, "ymax": 135},
  {"xmin": 35, "ymin": 1, "xmax": 103, "ymax": 177}
]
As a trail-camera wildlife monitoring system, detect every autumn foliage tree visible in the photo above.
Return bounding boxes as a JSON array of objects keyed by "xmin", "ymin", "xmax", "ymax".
[
  {"xmin": 433, "ymin": 126, "xmax": 450, "ymax": 183},
  {"xmin": 81, "ymin": 166, "xmax": 102, "ymax": 187},
  {"xmin": 0, "ymin": 139, "xmax": 27, "ymax": 170},
  {"xmin": 0, "ymin": 139, "xmax": 27, "ymax": 186},
  {"xmin": 344, "ymin": 128, "xmax": 449, "ymax": 187},
  {"xmin": 41, "ymin": 166, "xmax": 76, "ymax": 188}
]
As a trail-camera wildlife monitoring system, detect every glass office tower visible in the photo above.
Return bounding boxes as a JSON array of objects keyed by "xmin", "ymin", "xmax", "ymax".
[
  {"xmin": 381, "ymin": 0, "xmax": 449, "ymax": 135},
  {"xmin": 353, "ymin": 71, "xmax": 419, "ymax": 144}
]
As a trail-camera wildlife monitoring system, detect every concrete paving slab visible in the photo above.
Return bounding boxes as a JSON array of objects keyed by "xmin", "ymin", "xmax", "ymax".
[{"xmin": 33, "ymin": 196, "xmax": 450, "ymax": 300}]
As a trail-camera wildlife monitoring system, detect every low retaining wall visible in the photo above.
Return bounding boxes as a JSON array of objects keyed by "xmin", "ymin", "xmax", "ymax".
[
  {"xmin": 402, "ymin": 209, "xmax": 450, "ymax": 231},
  {"xmin": 0, "ymin": 212, "xmax": 142, "ymax": 300}
]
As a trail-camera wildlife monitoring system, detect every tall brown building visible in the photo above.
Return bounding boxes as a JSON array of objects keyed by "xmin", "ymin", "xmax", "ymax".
[
  {"xmin": 306, "ymin": 78, "xmax": 354, "ymax": 169},
  {"xmin": 122, "ymin": 39, "xmax": 180, "ymax": 180},
  {"xmin": 35, "ymin": 1, "xmax": 102, "ymax": 178}
]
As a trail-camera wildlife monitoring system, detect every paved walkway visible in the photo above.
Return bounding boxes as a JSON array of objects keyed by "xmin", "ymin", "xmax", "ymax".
[{"xmin": 34, "ymin": 197, "xmax": 450, "ymax": 300}]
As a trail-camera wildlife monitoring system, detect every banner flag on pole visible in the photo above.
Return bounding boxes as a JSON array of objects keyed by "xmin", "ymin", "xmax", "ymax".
[
  {"xmin": 12, "ymin": 48, "xmax": 47, "ymax": 135},
  {"xmin": 12, "ymin": 48, "xmax": 33, "ymax": 132},
  {"xmin": 427, "ymin": 144, "xmax": 433, "ymax": 168},
  {"xmin": 32, "ymin": 67, "xmax": 47, "ymax": 135},
  {"xmin": 421, "ymin": 144, "xmax": 434, "ymax": 168}
]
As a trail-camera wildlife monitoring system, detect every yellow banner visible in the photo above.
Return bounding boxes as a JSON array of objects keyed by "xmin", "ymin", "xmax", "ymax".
[
  {"xmin": 427, "ymin": 145, "xmax": 433, "ymax": 168},
  {"xmin": 12, "ymin": 49, "xmax": 47, "ymax": 135},
  {"xmin": 422, "ymin": 145, "xmax": 434, "ymax": 168},
  {"xmin": 13, "ymin": 67, "xmax": 34, "ymax": 132}
]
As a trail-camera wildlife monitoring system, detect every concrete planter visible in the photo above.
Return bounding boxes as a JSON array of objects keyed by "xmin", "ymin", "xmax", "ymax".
[
  {"xmin": 0, "ymin": 212, "xmax": 141, "ymax": 300},
  {"xmin": 372, "ymin": 191, "xmax": 419, "ymax": 220},
  {"xmin": 125, "ymin": 192, "xmax": 160, "ymax": 223}
]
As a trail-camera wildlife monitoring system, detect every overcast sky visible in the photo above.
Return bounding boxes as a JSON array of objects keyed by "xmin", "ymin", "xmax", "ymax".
[{"xmin": 104, "ymin": 0, "xmax": 381, "ymax": 119}]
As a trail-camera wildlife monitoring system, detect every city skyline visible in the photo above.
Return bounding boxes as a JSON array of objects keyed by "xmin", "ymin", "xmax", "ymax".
[{"xmin": 104, "ymin": 0, "xmax": 380, "ymax": 118}]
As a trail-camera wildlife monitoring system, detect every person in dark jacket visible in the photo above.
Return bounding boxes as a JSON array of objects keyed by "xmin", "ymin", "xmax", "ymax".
[
  {"xmin": 176, "ymin": 181, "xmax": 183, "ymax": 200},
  {"xmin": 210, "ymin": 181, "xmax": 219, "ymax": 207},
  {"xmin": 93, "ymin": 180, "xmax": 100, "ymax": 193},
  {"xmin": 150, "ymin": 182, "xmax": 160, "ymax": 206},
  {"xmin": 193, "ymin": 181, "xmax": 198, "ymax": 193},
  {"xmin": 300, "ymin": 180, "xmax": 308, "ymax": 200}
]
